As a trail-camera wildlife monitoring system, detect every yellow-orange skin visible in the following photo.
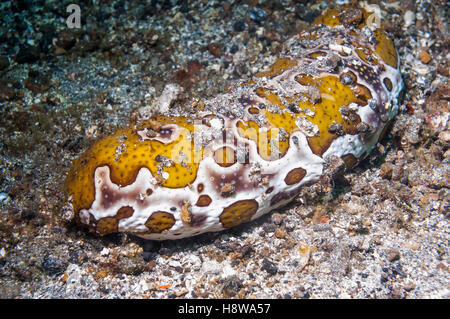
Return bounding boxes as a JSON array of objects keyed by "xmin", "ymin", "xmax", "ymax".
[
  {"xmin": 65, "ymin": 6, "xmax": 402, "ymax": 239},
  {"xmin": 66, "ymin": 116, "xmax": 197, "ymax": 213}
]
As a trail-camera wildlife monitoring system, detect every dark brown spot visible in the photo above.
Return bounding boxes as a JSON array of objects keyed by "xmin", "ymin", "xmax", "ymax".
[
  {"xmin": 219, "ymin": 199, "xmax": 259, "ymax": 228},
  {"xmin": 284, "ymin": 167, "xmax": 307, "ymax": 185},
  {"xmin": 265, "ymin": 186, "xmax": 274, "ymax": 194},
  {"xmin": 197, "ymin": 183, "xmax": 204, "ymax": 193},
  {"xmin": 238, "ymin": 96, "xmax": 255, "ymax": 106},
  {"xmin": 116, "ymin": 206, "xmax": 134, "ymax": 219},
  {"xmin": 248, "ymin": 107, "xmax": 260, "ymax": 114},
  {"xmin": 295, "ymin": 74, "xmax": 314, "ymax": 86},
  {"xmin": 159, "ymin": 126, "xmax": 174, "ymax": 139},
  {"xmin": 383, "ymin": 77, "xmax": 393, "ymax": 91},
  {"xmin": 146, "ymin": 188, "xmax": 153, "ymax": 196},
  {"xmin": 144, "ymin": 211, "xmax": 176, "ymax": 233},
  {"xmin": 213, "ymin": 146, "xmax": 236, "ymax": 167},
  {"xmin": 92, "ymin": 206, "xmax": 134, "ymax": 236},
  {"xmin": 96, "ymin": 217, "xmax": 118, "ymax": 236},
  {"xmin": 195, "ymin": 195, "xmax": 212, "ymax": 207}
]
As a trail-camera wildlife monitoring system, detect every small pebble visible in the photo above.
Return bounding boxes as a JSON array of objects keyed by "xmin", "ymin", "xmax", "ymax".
[
  {"xmin": 404, "ymin": 282, "xmax": 416, "ymax": 292},
  {"xmin": 100, "ymin": 248, "xmax": 110, "ymax": 256},
  {"xmin": 0, "ymin": 193, "xmax": 10, "ymax": 204},
  {"xmin": 404, "ymin": 10, "xmax": 416, "ymax": 28},
  {"xmin": 419, "ymin": 49, "xmax": 432, "ymax": 64},
  {"xmin": 262, "ymin": 223, "xmax": 276, "ymax": 233},
  {"xmin": 386, "ymin": 249, "xmax": 400, "ymax": 262},
  {"xmin": 380, "ymin": 163, "xmax": 394, "ymax": 179},
  {"xmin": 274, "ymin": 228, "xmax": 286, "ymax": 239},
  {"xmin": 222, "ymin": 277, "xmax": 243, "ymax": 297},
  {"xmin": 271, "ymin": 212, "xmax": 284, "ymax": 225},
  {"xmin": 41, "ymin": 256, "xmax": 66, "ymax": 276},
  {"xmin": 249, "ymin": 8, "xmax": 267, "ymax": 23},
  {"xmin": 261, "ymin": 258, "xmax": 278, "ymax": 275},
  {"xmin": 56, "ymin": 31, "xmax": 76, "ymax": 50},
  {"xmin": 233, "ymin": 20, "xmax": 246, "ymax": 32},
  {"xmin": 208, "ymin": 42, "xmax": 222, "ymax": 58}
]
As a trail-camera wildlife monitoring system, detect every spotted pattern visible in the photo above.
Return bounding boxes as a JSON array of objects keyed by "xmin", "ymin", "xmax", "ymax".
[{"xmin": 65, "ymin": 6, "xmax": 403, "ymax": 240}]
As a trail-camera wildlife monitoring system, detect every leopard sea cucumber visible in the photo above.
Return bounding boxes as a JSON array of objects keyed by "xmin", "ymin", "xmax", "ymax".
[{"xmin": 65, "ymin": 7, "xmax": 403, "ymax": 240}]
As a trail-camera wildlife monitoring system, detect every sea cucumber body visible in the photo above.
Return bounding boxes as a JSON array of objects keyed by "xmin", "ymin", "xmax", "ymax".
[{"xmin": 65, "ymin": 7, "xmax": 403, "ymax": 240}]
